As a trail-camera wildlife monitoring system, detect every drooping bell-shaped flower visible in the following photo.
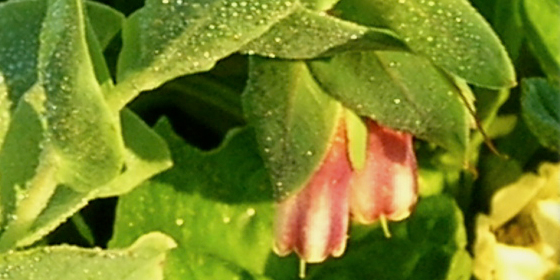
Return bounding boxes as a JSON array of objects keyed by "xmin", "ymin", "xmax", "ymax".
[
  {"xmin": 350, "ymin": 119, "xmax": 418, "ymax": 228},
  {"xmin": 274, "ymin": 120, "xmax": 353, "ymax": 264}
]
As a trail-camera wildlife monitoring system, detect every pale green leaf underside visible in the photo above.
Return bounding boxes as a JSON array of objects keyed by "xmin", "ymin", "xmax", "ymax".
[
  {"xmin": 309, "ymin": 51, "xmax": 470, "ymax": 160},
  {"xmin": 0, "ymin": 232, "xmax": 176, "ymax": 280},
  {"xmin": 335, "ymin": 0, "xmax": 516, "ymax": 89},
  {"xmin": 242, "ymin": 58, "xmax": 343, "ymax": 197},
  {"xmin": 39, "ymin": 0, "xmax": 123, "ymax": 192},
  {"xmin": 15, "ymin": 110, "xmax": 172, "ymax": 248},
  {"xmin": 0, "ymin": 0, "xmax": 167, "ymax": 251}
]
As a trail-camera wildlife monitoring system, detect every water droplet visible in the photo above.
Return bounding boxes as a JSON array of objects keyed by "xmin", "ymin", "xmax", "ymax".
[
  {"xmin": 427, "ymin": 36, "xmax": 434, "ymax": 42},
  {"xmin": 393, "ymin": 98, "xmax": 401, "ymax": 104},
  {"xmin": 305, "ymin": 150, "xmax": 313, "ymax": 156},
  {"xmin": 223, "ymin": 216, "xmax": 231, "ymax": 223},
  {"xmin": 246, "ymin": 208, "xmax": 256, "ymax": 216},
  {"xmin": 175, "ymin": 218, "xmax": 184, "ymax": 226}
]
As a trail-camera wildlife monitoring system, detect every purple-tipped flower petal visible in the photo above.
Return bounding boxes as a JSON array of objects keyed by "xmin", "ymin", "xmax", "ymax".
[
  {"xmin": 350, "ymin": 119, "xmax": 418, "ymax": 224},
  {"xmin": 274, "ymin": 121, "xmax": 353, "ymax": 263}
]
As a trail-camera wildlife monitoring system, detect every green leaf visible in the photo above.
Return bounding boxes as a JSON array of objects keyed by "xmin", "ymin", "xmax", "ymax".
[
  {"xmin": 242, "ymin": 57, "xmax": 343, "ymax": 197},
  {"xmin": 521, "ymin": 0, "xmax": 560, "ymax": 80},
  {"xmin": 13, "ymin": 109, "xmax": 172, "ymax": 249},
  {"xmin": 521, "ymin": 78, "xmax": 560, "ymax": 151},
  {"xmin": 113, "ymin": 0, "xmax": 298, "ymax": 110},
  {"xmin": 84, "ymin": 1, "xmax": 124, "ymax": 94},
  {"xmin": 0, "ymin": 85, "xmax": 46, "ymax": 231},
  {"xmin": 38, "ymin": 0, "xmax": 123, "ymax": 191},
  {"xmin": 309, "ymin": 51, "xmax": 470, "ymax": 161},
  {"xmin": 85, "ymin": 1, "xmax": 125, "ymax": 50},
  {"xmin": 110, "ymin": 119, "xmax": 280, "ymax": 279},
  {"xmin": 490, "ymin": 0, "xmax": 524, "ymax": 61},
  {"xmin": 241, "ymin": 6, "xmax": 407, "ymax": 59},
  {"xmin": 334, "ymin": 0, "xmax": 516, "ymax": 89},
  {"xmin": 110, "ymin": 126, "xmax": 470, "ymax": 279},
  {"xmin": 0, "ymin": 232, "xmax": 176, "ymax": 280},
  {"xmin": 0, "ymin": 0, "xmax": 130, "ymax": 250},
  {"xmin": 0, "ymin": 0, "xmax": 45, "ymax": 104}
]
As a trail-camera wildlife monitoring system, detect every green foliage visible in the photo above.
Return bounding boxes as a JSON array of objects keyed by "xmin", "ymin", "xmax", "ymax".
[
  {"xmin": 110, "ymin": 120, "xmax": 470, "ymax": 280},
  {"xmin": 0, "ymin": 232, "xmax": 176, "ymax": 280},
  {"xmin": 1, "ymin": 0, "xmax": 557, "ymax": 278},
  {"xmin": 521, "ymin": 78, "xmax": 560, "ymax": 151}
]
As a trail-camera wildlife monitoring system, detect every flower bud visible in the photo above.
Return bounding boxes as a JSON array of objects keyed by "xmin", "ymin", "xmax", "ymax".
[
  {"xmin": 350, "ymin": 119, "xmax": 418, "ymax": 225},
  {"xmin": 274, "ymin": 120, "xmax": 353, "ymax": 263}
]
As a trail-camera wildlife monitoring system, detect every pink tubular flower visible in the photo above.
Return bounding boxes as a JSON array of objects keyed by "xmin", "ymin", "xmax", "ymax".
[
  {"xmin": 350, "ymin": 119, "xmax": 418, "ymax": 227},
  {"xmin": 274, "ymin": 120, "xmax": 353, "ymax": 264},
  {"xmin": 273, "ymin": 117, "xmax": 418, "ymax": 266}
]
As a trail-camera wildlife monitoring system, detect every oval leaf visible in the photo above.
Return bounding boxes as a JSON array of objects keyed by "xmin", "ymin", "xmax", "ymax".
[
  {"xmin": 39, "ymin": 0, "xmax": 124, "ymax": 191},
  {"xmin": 334, "ymin": 0, "xmax": 516, "ymax": 88},
  {"xmin": 521, "ymin": 78, "xmax": 560, "ymax": 151},
  {"xmin": 309, "ymin": 51, "xmax": 470, "ymax": 160},
  {"xmin": 0, "ymin": 232, "xmax": 176, "ymax": 280},
  {"xmin": 242, "ymin": 57, "xmax": 343, "ymax": 198},
  {"xmin": 521, "ymin": 0, "xmax": 560, "ymax": 80},
  {"xmin": 241, "ymin": 5, "xmax": 407, "ymax": 59},
  {"xmin": 114, "ymin": 0, "xmax": 298, "ymax": 109}
]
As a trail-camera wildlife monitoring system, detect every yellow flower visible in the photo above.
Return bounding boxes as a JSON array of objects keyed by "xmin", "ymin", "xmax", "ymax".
[{"xmin": 473, "ymin": 162, "xmax": 560, "ymax": 280}]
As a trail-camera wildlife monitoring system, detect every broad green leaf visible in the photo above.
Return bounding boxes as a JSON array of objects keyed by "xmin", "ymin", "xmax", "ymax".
[
  {"xmin": 242, "ymin": 58, "xmax": 343, "ymax": 198},
  {"xmin": 521, "ymin": 78, "xmax": 560, "ymax": 151},
  {"xmin": 0, "ymin": 0, "xmax": 125, "ymax": 250},
  {"xmin": 0, "ymin": 232, "xmax": 176, "ymax": 280},
  {"xmin": 521, "ymin": 0, "xmax": 560, "ymax": 80},
  {"xmin": 14, "ymin": 109, "xmax": 172, "ymax": 248},
  {"xmin": 85, "ymin": 1, "xmax": 125, "ymax": 50},
  {"xmin": 38, "ymin": 0, "xmax": 123, "ymax": 192},
  {"xmin": 334, "ymin": 0, "xmax": 516, "ymax": 89},
  {"xmin": 110, "ymin": 123, "xmax": 470, "ymax": 279},
  {"xmin": 0, "ymin": 85, "xmax": 45, "ymax": 231},
  {"xmin": 0, "ymin": 0, "xmax": 45, "ymax": 104},
  {"xmin": 110, "ymin": 119, "xmax": 280, "ymax": 279},
  {"xmin": 307, "ymin": 196, "xmax": 470, "ymax": 280},
  {"xmin": 309, "ymin": 51, "xmax": 470, "ymax": 161},
  {"xmin": 241, "ymin": 6, "xmax": 407, "ymax": 59},
  {"xmin": 490, "ymin": 0, "xmax": 524, "ymax": 61},
  {"xmin": 113, "ymin": 0, "xmax": 298, "ymax": 110},
  {"xmin": 84, "ymin": 1, "xmax": 124, "ymax": 95}
]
